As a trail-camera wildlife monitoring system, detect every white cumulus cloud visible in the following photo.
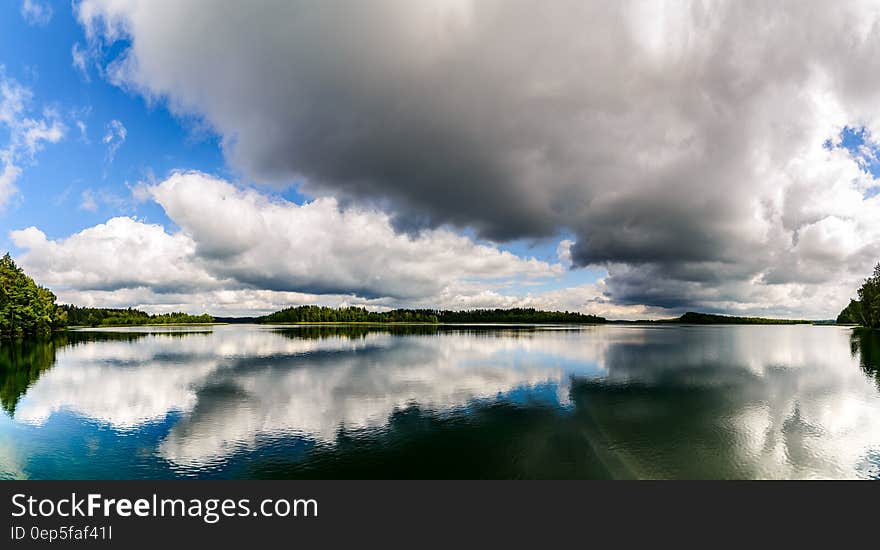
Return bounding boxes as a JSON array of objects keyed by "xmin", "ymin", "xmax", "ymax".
[{"xmin": 12, "ymin": 171, "xmax": 583, "ymax": 315}]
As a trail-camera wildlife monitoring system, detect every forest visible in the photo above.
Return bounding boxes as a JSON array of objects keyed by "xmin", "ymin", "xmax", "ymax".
[
  {"xmin": 667, "ymin": 312, "xmax": 811, "ymax": 325},
  {"xmin": 837, "ymin": 263, "xmax": 880, "ymax": 328},
  {"xmin": 433, "ymin": 308, "xmax": 606, "ymax": 324},
  {"xmin": 257, "ymin": 305, "xmax": 607, "ymax": 324},
  {"xmin": 259, "ymin": 306, "xmax": 439, "ymax": 324},
  {"xmin": 61, "ymin": 305, "xmax": 214, "ymax": 327},
  {"xmin": 0, "ymin": 254, "xmax": 67, "ymax": 337}
]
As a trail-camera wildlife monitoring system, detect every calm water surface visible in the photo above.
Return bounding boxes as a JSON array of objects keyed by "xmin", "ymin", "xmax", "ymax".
[{"xmin": 1, "ymin": 324, "xmax": 879, "ymax": 479}]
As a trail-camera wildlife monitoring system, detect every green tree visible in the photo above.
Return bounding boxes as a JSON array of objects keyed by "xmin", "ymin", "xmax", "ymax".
[
  {"xmin": 838, "ymin": 263, "xmax": 880, "ymax": 328},
  {"xmin": 0, "ymin": 253, "xmax": 66, "ymax": 337},
  {"xmin": 837, "ymin": 299, "xmax": 863, "ymax": 325},
  {"xmin": 859, "ymin": 263, "xmax": 880, "ymax": 328}
]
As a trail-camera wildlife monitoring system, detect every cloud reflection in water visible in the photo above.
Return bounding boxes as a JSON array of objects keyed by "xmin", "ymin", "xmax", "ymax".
[{"xmin": 8, "ymin": 324, "xmax": 880, "ymax": 479}]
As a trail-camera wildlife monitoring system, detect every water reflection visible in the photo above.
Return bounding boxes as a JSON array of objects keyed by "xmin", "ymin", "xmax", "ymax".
[
  {"xmin": 0, "ymin": 331, "xmax": 152, "ymax": 415},
  {"xmin": 852, "ymin": 328, "xmax": 880, "ymax": 387},
  {"xmin": 1, "ymin": 324, "xmax": 880, "ymax": 479}
]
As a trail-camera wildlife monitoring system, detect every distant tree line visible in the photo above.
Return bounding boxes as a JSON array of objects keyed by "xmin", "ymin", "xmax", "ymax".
[
  {"xmin": 432, "ymin": 308, "xmax": 606, "ymax": 324},
  {"xmin": 259, "ymin": 307, "xmax": 822, "ymax": 326},
  {"xmin": 0, "ymin": 254, "xmax": 67, "ymax": 337},
  {"xmin": 670, "ymin": 312, "xmax": 811, "ymax": 325},
  {"xmin": 837, "ymin": 263, "xmax": 880, "ymax": 328},
  {"xmin": 258, "ymin": 305, "xmax": 606, "ymax": 324},
  {"xmin": 259, "ymin": 306, "xmax": 439, "ymax": 324},
  {"xmin": 61, "ymin": 305, "xmax": 214, "ymax": 327}
]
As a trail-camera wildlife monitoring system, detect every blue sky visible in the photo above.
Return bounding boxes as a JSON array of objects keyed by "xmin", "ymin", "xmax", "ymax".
[{"xmin": 0, "ymin": 1, "xmax": 224, "ymax": 245}]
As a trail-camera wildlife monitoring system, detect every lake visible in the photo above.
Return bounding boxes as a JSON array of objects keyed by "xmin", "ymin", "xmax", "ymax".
[{"xmin": 1, "ymin": 323, "xmax": 879, "ymax": 479}]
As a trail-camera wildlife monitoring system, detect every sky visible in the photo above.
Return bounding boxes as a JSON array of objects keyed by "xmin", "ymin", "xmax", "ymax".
[{"xmin": 1, "ymin": 1, "xmax": 880, "ymax": 319}]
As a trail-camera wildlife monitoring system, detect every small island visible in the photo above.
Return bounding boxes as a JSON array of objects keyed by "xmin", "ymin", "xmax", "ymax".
[
  {"xmin": 256, "ymin": 305, "xmax": 606, "ymax": 324},
  {"xmin": 620, "ymin": 311, "xmax": 813, "ymax": 325}
]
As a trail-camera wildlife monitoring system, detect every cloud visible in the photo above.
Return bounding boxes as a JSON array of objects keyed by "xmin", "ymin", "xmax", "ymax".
[
  {"xmin": 0, "ymin": 70, "xmax": 65, "ymax": 207},
  {"xmin": 77, "ymin": 185, "xmax": 135, "ymax": 213},
  {"xmin": 75, "ymin": 120, "xmax": 88, "ymax": 141},
  {"xmin": 0, "ymin": 163, "xmax": 23, "ymax": 208},
  {"xmin": 74, "ymin": 0, "xmax": 880, "ymax": 316},
  {"xmin": 12, "ymin": 171, "xmax": 583, "ymax": 315},
  {"xmin": 149, "ymin": 172, "xmax": 559, "ymax": 298},
  {"xmin": 102, "ymin": 119, "xmax": 126, "ymax": 162},
  {"xmin": 20, "ymin": 0, "xmax": 52, "ymax": 26},
  {"xmin": 71, "ymin": 43, "xmax": 90, "ymax": 81},
  {"xmin": 10, "ymin": 215, "xmax": 218, "ymax": 294},
  {"xmin": 78, "ymin": 188, "xmax": 98, "ymax": 211},
  {"xmin": 556, "ymin": 239, "xmax": 574, "ymax": 267}
]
